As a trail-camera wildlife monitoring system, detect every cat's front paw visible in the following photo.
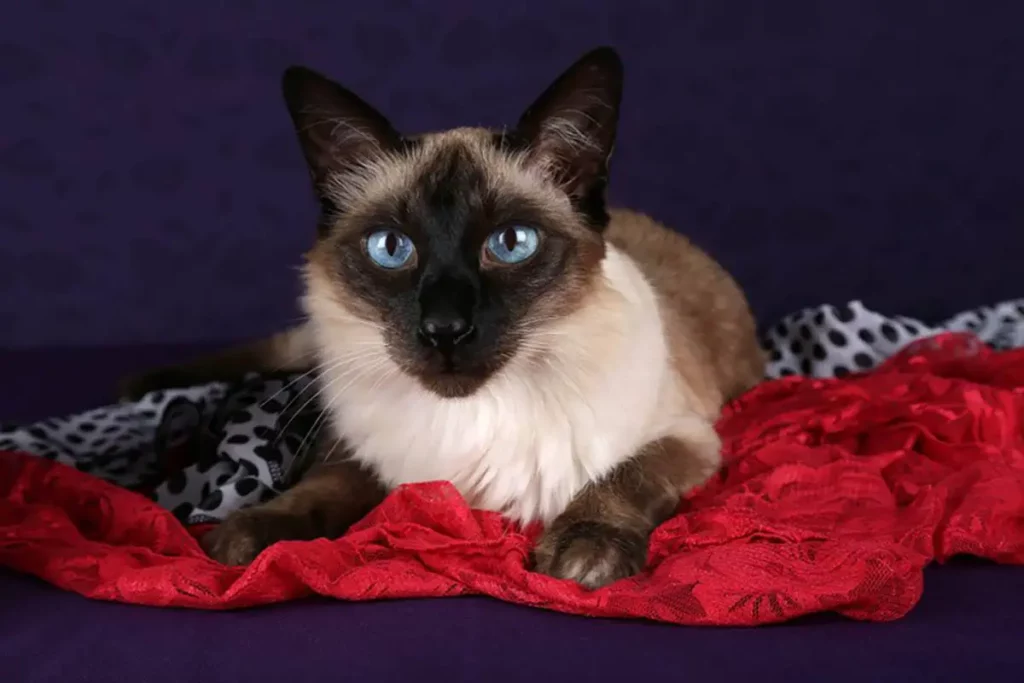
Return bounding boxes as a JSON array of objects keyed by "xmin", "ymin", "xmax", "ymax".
[
  {"xmin": 201, "ymin": 509, "xmax": 310, "ymax": 566},
  {"xmin": 533, "ymin": 520, "xmax": 648, "ymax": 589}
]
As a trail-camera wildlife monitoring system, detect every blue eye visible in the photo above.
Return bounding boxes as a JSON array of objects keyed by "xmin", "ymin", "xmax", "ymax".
[
  {"xmin": 365, "ymin": 229, "xmax": 415, "ymax": 269},
  {"xmin": 484, "ymin": 226, "xmax": 540, "ymax": 265}
]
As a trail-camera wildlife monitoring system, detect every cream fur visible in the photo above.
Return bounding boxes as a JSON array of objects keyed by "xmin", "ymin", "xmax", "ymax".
[{"xmin": 302, "ymin": 245, "xmax": 721, "ymax": 524}]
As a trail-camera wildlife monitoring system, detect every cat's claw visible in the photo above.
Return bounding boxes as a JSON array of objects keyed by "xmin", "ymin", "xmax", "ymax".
[
  {"xmin": 532, "ymin": 520, "xmax": 647, "ymax": 589},
  {"xmin": 201, "ymin": 509, "xmax": 306, "ymax": 566}
]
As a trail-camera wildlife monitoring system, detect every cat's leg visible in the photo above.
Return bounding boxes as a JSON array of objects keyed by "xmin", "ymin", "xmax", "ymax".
[
  {"xmin": 202, "ymin": 456, "xmax": 386, "ymax": 566},
  {"xmin": 118, "ymin": 325, "xmax": 314, "ymax": 400},
  {"xmin": 533, "ymin": 432, "xmax": 720, "ymax": 589}
]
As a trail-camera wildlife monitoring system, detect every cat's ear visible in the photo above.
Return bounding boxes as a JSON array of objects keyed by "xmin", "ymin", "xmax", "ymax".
[
  {"xmin": 281, "ymin": 66, "xmax": 402, "ymax": 192},
  {"xmin": 515, "ymin": 47, "xmax": 624, "ymax": 202}
]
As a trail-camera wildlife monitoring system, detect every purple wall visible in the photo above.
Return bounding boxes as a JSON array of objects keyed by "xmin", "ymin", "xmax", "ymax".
[{"xmin": 1, "ymin": 0, "xmax": 1022, "ymax": 346}]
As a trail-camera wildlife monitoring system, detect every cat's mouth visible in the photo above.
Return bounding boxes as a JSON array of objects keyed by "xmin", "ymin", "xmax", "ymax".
[
  {"xmin": 404, "ymin": 348, "xmax": 499, "ymax": 399},
  {"xmin": 423, "ymin": 371, "xmax": 486, "ymax": 399}
]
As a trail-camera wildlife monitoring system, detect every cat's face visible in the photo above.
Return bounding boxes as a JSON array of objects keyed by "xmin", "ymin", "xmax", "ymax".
[{"xmin": 287, "ymin": 48, "xmax": 623, "ymax": 397}]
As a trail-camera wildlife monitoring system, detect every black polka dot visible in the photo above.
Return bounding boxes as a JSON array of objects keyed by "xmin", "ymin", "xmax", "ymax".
[
  {"xmin": 1001, "ymin": 315, "xmax": 1016, "ymax": 325},
  {"xmin": 834, "ymin": 305, "xmax": 855, "ymax": 323},
  {"xmin": 252, "ymin": 425, "xmax": 274, "ymax": 441},
  {"xmin": 235, "ymin": 395, "xmax": 257, "ymax": 408},
  {"xmin": 880, "ymin": 323, "xmax": 899, "ymax": 343},
  {"xmin": 79, "ymin": 422, "xmax": 97, "ymax": 433},
  {"xmin": 800, "ymin": 359, "xmax": 813, "ymax": 375},
  {"xmin": 139, "ymin": 409, "xmax": 158, "ymax": 420},
  {"xmin": 150, "ymin": 391, "xmax": 165, "ymax": 404},
  {"xmin": 811, "ymin": 344, "xmax": 826, "ymax": 360},
  {"xmin": 263, "ymin": 400, "xmax": 284, "ymax": 414},
  {"xmin": 216, "ymin": 472, "xmax": 231, "ymax": 486},
  {"xmin": 774, "ymin": 323, "xmax": 787, "ymax": 336},
  {"xmin": 789, "ymin": 340, "xmax": 803, "ymax": 355},
  {"xmin": 902, "ymin": 322, "xmax": 919, "ymax": 335},
  {"xmin": 827, "ymin": 330, "xmax": 848, "ymax": 347},
  {"xmin": 253, "ymin": 443, "xmax": 283, "ymax": 464},
  {"xmin": 92, "ymin": 438, "xmax": 107, "ymax": 449},
  {"xmin": 834, "ymin": 365, "xmax": 850, "ymax": 378},
  {"xmin": 779, "ymin": 368, "xmax": 796, "ymax": 377},
  {"xmin": 28, "ymin": 427, "xmax": 48, "ymax": 440},
  {"xmin": 172, "ymin": 502, "xmax": 194, "ymax": 520},
  {"xmin": 235, "ymin": 477, "xmax": 259, "ymax": 496},
  {"xmin": 813, "ymin": 311, "xmax": 825, "ymax": 325},
  {"xmin": 199, "ymin": 489, "xmax": 223, "ymax": 511},
  {"xmin": 770, "ymin": 349, "xmax": 782, "ymax": 362},
  {"xmin": 102, "ymin": 424, "xmax": 119, "ymax": 434},
  {"xmin": 116, "ymin": 433, "xmax": 134, "ymax": 442},
  {"xmin": 228, "ymin": 410, "xmax": 253, "ymax": 424},
  {"xmin": 166, "ymin": 470, "xmax": 187, "ymax": 494},
  {"xmin": 201, "ymin": 481, "xmax": 212, "ymax": 501},
  {"xmin": 799, "ymin": 325, "xmax": 812, "ymax": 340},
  {"xmin": 239, "ymin": 459, "xmax": 259, "ymax": 477},
  {"xmin": 858, "ymin": 328, "xmax": 876, "ymax": 344},
  {"xmin": 853, "ymin": 352, "xmax": 874, "ymax": 369},
  {"xmin": 225, "ymin": 433, "xmax": 250, "ymax": 445}
]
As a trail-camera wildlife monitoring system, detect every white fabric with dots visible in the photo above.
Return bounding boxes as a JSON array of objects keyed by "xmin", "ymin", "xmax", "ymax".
[
  {"xmin": 1, "ymin": 298, "xmax": 1022, "ymax": 524},
  {"xmin": 762, "ymin": 298, "xmax": 1024, "ymax": 379}
]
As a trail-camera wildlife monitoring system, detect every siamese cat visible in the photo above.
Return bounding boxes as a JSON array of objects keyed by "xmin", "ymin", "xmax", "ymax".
[{"xmin": 122, "ymin": 47, "xmax": 765, "ymax": 589}]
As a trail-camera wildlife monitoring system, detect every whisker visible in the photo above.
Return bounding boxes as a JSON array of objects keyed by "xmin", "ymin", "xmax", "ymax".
[
  {"xmin": 271, "ymin": 354, "xmax": 355, "ymax": 416},
  {"xmin": 275, "ymin": 355, "xmax": 382, "ymax": 438}
]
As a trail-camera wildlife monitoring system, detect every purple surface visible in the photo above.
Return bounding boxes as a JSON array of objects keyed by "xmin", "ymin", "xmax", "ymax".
[
  {"xmin": 2, "ymin": 563, "xmax": 1023, "ymax": 682},
  {"xmin": 3, "ymin": 1, "xmax": 1024, "ymax": 679},
  {"xmin": 2, "ymin": 349, "xmax": 1024, "ymax": 681},
  {"xmin": 0, "ymin": 344, "xmax": 217, "ymax": 424},
  {"xmin": 1, "ymin": 1, "xmax": 1023, "ymax": 346}
]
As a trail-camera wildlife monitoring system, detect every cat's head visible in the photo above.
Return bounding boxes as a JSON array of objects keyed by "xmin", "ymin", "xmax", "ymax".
[{"xmin": 289, "ymin": 47, "xmax": 624, "ymax": 398}]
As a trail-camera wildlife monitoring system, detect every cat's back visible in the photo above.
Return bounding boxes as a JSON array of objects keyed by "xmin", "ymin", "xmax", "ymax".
[{"xmin": 604, "ymin": 208, "xmax": 765, "ymax": 404}]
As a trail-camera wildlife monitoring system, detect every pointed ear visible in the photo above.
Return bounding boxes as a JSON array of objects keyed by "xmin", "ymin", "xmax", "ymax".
[
  {"xmin": 281, "ymin": 66, "xmax": 401, "ymax": 194},
  {"xmin": 515, "ymin": 47, "xmax": 624, "ymax": 202}
]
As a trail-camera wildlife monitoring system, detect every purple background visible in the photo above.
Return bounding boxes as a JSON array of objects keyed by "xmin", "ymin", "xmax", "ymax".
[
  {"xmin": 3, "ymin": 561, "xmax": 1024, "ymax": 682},
  {"xmin": 3, "ymin": 4, "xmax": 1024, "ymax": 680},
  {"xmin": 2, "ymin": 0, "xmax": 1022, "ymax": 348}
]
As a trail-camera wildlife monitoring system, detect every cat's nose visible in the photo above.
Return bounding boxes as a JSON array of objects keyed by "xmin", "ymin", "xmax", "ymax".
[
  {"xmin": 418, "ymin": 270, "xmax": 478, "ymax": 350},
  {"xmin": 419, "ymin": 310, "xmax": 475, "ymax": 348}
]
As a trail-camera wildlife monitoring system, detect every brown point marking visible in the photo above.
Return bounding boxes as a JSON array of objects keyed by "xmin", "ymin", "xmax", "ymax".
[
  {"xmin": 533, "ymin": 436, "xmax": 715, "ymax": 589},
  {"xmin": 202, "ymin": 440, "xmax": 386, "ymax": 566}
]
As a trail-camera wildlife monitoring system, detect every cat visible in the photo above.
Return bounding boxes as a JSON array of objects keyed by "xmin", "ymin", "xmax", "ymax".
[{"xmin": 121, "ymin": 47, "xmax": 765, "ymax": 589}]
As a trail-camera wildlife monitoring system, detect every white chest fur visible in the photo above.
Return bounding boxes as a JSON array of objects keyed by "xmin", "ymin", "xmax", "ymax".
[{"xmin": 306, "ymin": 246, "xmax": 691, "ymax": 524}]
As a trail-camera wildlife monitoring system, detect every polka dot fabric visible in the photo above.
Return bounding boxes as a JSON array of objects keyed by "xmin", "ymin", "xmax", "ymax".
[
  {"xmin": 0, "ymin": 373, "xmax": 319, "ymax": 525},
  {"xmin": 2, "ymin": 299, "xmax": 1022, "ymax": 526},
  {"xmin": 762, "ymin": 298, "xmax": 1024, "ymax": 379}
]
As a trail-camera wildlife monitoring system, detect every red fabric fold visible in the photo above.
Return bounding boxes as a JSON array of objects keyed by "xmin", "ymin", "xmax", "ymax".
[{"xmin": 2, "ymin": 333, "xmax": 1023, "ymax": 625}]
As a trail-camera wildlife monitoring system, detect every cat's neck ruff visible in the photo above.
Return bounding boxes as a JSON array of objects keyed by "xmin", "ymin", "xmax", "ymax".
[{"xmin": 305, "ymin": 245, "xmax": 706, "ymax": 524}]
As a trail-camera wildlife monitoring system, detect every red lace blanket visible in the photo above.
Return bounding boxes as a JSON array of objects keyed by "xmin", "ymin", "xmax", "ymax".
[{"xmin": 2, "ymin": 334, "xmax": 1023, "ymax": 625}]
